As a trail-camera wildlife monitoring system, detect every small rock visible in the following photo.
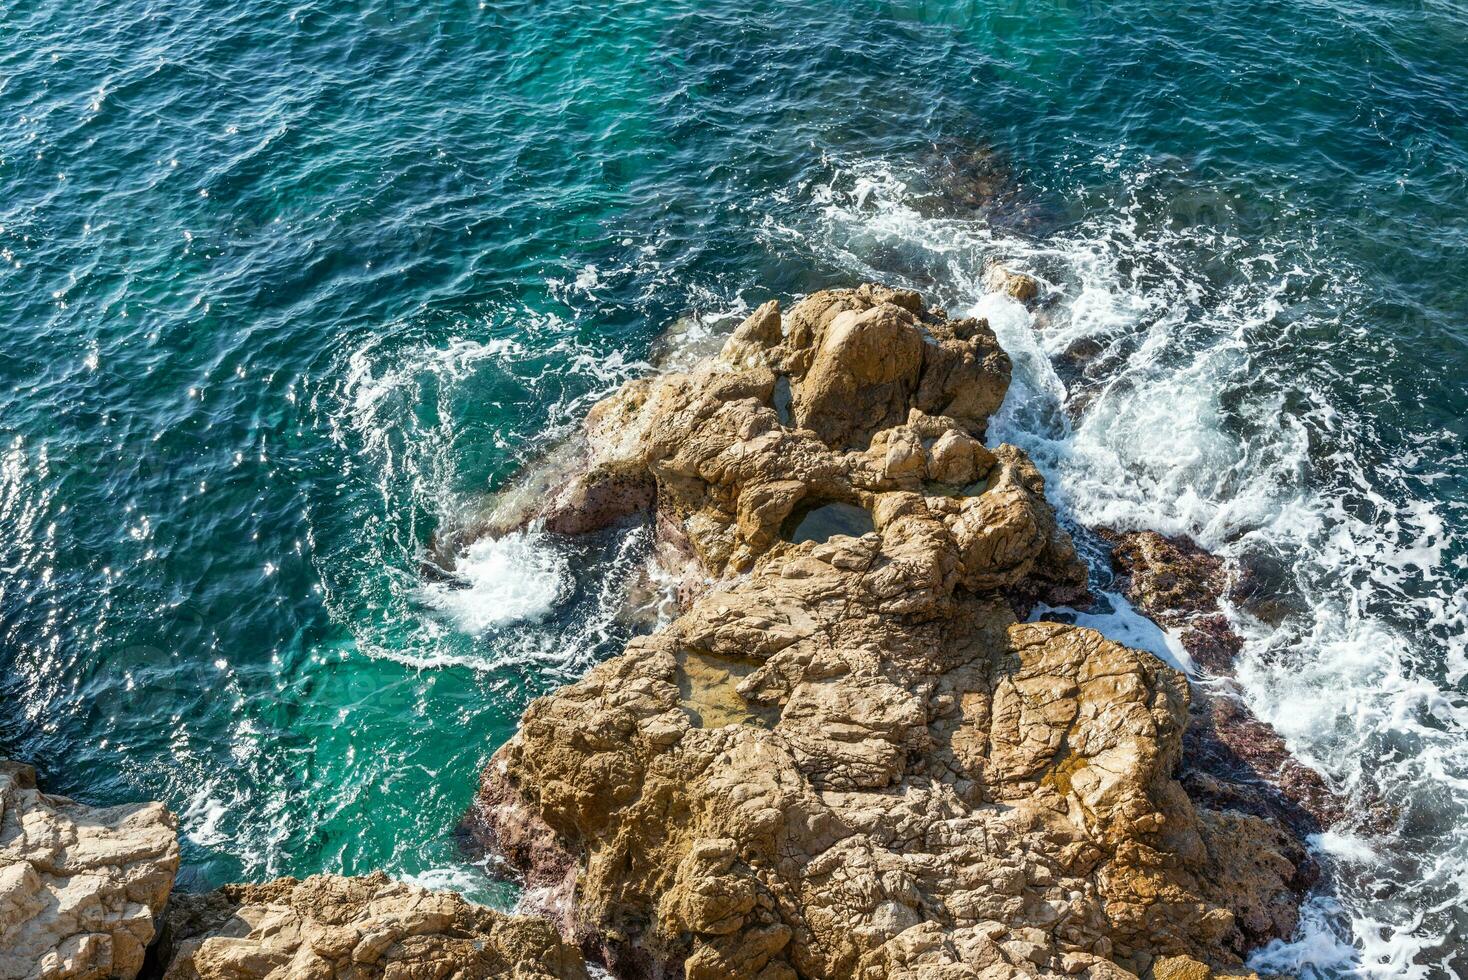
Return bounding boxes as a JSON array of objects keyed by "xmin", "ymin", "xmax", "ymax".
[{"xmin": 984, "ymin": 262, "xmax": 1042, "ymax": 304}]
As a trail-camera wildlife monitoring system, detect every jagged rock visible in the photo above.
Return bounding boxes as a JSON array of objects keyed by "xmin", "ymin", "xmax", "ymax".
[
  {"xmin": 155, "ymin": 872, "xmax": 589, "ymax": 980},
  {"xmin": 983, "ymin": 263, "xmax": 1042, "ymax": 305},
  {"xmin": 1098, "ymin": 528, "xmax": 1347, "ymax": 835},
  {"xmin": 1100, "ymin": 532, "xmax": 1225, "ymax": 625},
  {"xmin": 0, "ymin": 759, "xmax": 179, "ymax": 980},
  {"xmin": 1147, "ymin": 954, "xmax": 1266, "ymax": 980},
  {"xmin": 471, "ymin": 286, "xmax": 1077, "ymax": 603},
  {"xmin": 463, "ymin": 286, "xmax": 1313, "ymax": 980}
]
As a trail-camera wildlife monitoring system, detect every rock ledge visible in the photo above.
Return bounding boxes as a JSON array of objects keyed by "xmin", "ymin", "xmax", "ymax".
[{"xmin": 1, "ymin": 760, "xmax": 179, "ymax": 980}]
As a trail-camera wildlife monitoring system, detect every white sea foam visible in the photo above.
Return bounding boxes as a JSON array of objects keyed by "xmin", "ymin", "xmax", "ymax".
[
  {"xmin": 400, "ymin": 865, "xmax": 498, "ymax": 901},
  {"xmin": 318, "ymin": 310, "xmax": 663, "ymax": 675},
  {"xmin": 1029, "ymin": 591, "xmax": 1192, "ymax": 674},
  {"xmin": 181, "ymin": 783, "xmax": 230, "ymax": 848},
  {"xmin": 770, "ymin": 154, "xmax": 1468, "ymax": 977},
  {"xmin": 419, "ymin": 531, "xmax": 570, "ymax": 633}
]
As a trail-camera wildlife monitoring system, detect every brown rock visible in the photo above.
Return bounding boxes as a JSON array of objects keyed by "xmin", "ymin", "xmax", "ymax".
[
  {"xmin": 926, "ymin": 430, "xmax": 991, "ymax": 487},
  {"xmin": 984, "ymin": 263, "xmax": 1042, "ymax": 304},
  {"xmin": 156, "ymin": 872, "xmax": 589, "ymax": 980},
  {"xmin": 0, "ymin": 759, "xmax": 179, "ymax": 980},
  {"xmin": 461, "ymin": 286, "xmax": 1312, "ymax": 980},
  {"xmin": 468, "ymin": 543, "xmax": 1307, "ymax": 978},
  {"xmin": 1100, "ymin": 531, "xmax": 1227, "ymax": 635},
  {"xmin": 463, "ymin": 286, "xmax": 1058, "ymax": 600},
  {"xmin": 1148, "ymin": 953, "xmax": 1269, "ymax": 980}
]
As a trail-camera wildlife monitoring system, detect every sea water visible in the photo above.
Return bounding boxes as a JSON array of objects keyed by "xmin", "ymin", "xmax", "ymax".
[{"xmin": 1, "ymin": 1, "xmax": 1464, "ymax": 974}]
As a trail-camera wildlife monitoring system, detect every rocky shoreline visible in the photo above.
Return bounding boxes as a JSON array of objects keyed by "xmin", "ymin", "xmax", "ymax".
[{"xmin": 3, "ymin": 284, "xmax": 1349, "ymax": 980}]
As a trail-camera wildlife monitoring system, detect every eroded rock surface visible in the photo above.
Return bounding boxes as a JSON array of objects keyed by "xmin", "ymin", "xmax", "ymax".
[
  {"xmin": 463, "ymin": 287, "xmax": 1312, "ymax": 979},
  {"xmin": 479, "ymin": 285, "xmax": 1082, "ymax": 607},
  {"xmin": 0, "ymin": 759, "xmax": 179, "ymax": 980},
  {"xmin": 156, "ymin": 872, "xmax": 589, "ymax": 980}
]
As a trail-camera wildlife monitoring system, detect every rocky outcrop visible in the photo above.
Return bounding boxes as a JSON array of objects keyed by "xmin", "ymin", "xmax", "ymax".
[
  {"xmin": 983, "ymin": 264, "xmax": 1042, "ymax": 306},
  {"xmin": 463, "ymin": 286, "xmax": 1313, "ymax": 980},
  {"xmin": 1098, "ymin": 529, "xmax": 1346, "ymax": 834},
  {"xmin": 474, "ymin": 285, "xmax": 1083, "ymax": 611},
  {"xmin": 155, "ymin": 873, "xmax": 589, "ymax": 980},
  {"xmin": 0, "ymin": 760, "xmax": 178, "ymax": 980},
  {"xmin": 2, "ymin": 763, "xmax": 591, "ymax": 980}
]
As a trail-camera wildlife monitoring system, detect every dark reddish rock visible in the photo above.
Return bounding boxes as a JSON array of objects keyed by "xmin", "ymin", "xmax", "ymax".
[
  {"xmin": 1098, "ymin": 527, "xmax": 1348, "ymax": 837},
  {"xmin": 1227, "ymin": 546, "xmax": 1309, "ymax": 626},
  {"xmin": 1102, "ymin": 530, "xmax": 1228, "ymax": 623},
  {"xmin": 1181, "ymin": 683, "xmax": 1345, "ymax": 836},
  {"xmin": 1177, "ymin": 612, "xmax": 1245, "ymax": 676}
]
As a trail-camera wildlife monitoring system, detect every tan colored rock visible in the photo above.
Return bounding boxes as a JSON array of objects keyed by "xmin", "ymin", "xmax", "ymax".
[
  {"xmin": 789, "ymin": 302, "xmax": 927, "ymax": 449},
  {"xmin": 719, "ymin": 299, "xmax": 783, "ymax": 370},
  {"xmin": 156, "ymin": 872, "xmax": 588, "ymax": 980},
  {"xmin": 1148, "ymin": 954, "xmax": 1266, "ymax": 980},
  {"xmin": 0, "ymin": 759, "xmax": 179, "ymax": 980},
  {"xmin": 460, "ymin": 285, "xmax": 1016, "ymax": 581},
  {"xmin": 984, "ymin": 263, "xmax": 1042, "ymax": 304},
  {"xmin": 927, "ymin": 429, "xmax": 992, "ymax": 486},
  {"xmin": 468, "ymin": 533, "xmax": 1306, "ymax": 978},
  {"xmin": 461, "ymin": 285, "xmax": 1310, "ymax": 980}
]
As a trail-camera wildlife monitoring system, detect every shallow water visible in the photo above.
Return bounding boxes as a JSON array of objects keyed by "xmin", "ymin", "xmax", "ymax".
[
  {"xmin": 783, "ymin": 500, "xmax": 876, "ymax": 545},
  {"xmin": 1, "ymin": 0, "xmax": 1465, "ymax": 974}
]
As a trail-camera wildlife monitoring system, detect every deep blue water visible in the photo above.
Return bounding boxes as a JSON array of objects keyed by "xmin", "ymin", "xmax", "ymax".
[{"xmin": 1, "ymin": 1, "xmax": 1465, "ymax": 975}]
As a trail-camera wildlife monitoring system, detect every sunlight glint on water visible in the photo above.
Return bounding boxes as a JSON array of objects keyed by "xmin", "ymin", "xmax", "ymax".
[{"xmin": 0, "ymin": 0, "xmax": 1464, "ymax": 972}]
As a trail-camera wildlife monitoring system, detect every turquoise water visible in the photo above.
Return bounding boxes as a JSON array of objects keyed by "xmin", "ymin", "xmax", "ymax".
[{"xmin": 1, "ymin": 0, "xmax": 1465, "ymax": 974}]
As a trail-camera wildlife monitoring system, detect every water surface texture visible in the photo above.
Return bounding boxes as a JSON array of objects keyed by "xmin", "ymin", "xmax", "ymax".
[{"xmin": 2, "ymin": 1, "xmax": 1465, "ymax": 975}]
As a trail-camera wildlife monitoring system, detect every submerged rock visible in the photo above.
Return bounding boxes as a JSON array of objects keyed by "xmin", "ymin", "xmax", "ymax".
[
  {"xmin": 0, "ymin": 759, "xmax": 179, "ymax": 980},
  {"xmin": 463, "ymin": 286, "xmax": 1313, "ymax": 979},
  {"xmin": 155, "ymin": 872, "xmax": 589, "ymax": 980}
]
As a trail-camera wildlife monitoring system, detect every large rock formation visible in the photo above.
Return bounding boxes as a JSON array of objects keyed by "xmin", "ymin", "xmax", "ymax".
[
  {"xmin": 0, "ymin": 759, "xmax": 178, "ymax": 980},
  {"xmin": 462, "ymin": 286, "xmax": 1312, "ymax": 980},
  {"xmin": 155, "ymin": 872, "xmax": 589, "ymax": 980},
  {"xmin": 477, "ymin": 285, "xmax": 1083, "ymax": 607}
]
